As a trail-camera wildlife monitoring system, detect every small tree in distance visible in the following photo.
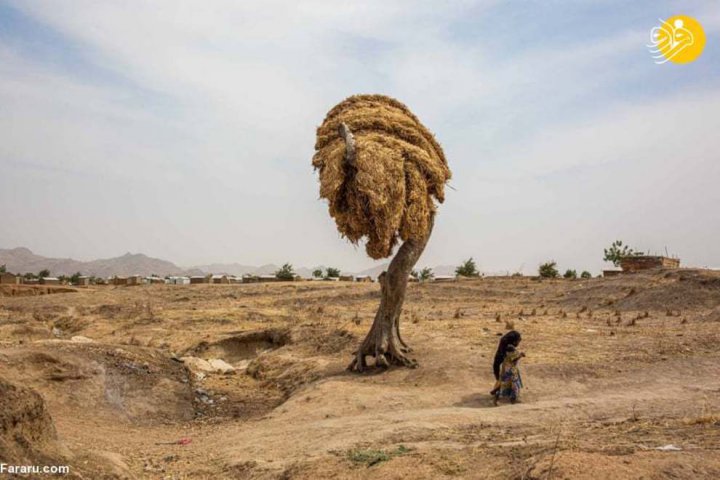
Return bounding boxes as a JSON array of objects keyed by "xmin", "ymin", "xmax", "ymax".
[
  {"xmin": 0, "ymin": 264, "xmax": 6, "ymax": 273},
  {"xmin": 455, "ymin": 258, "xmax": 480, "ymax": 277},
  {"xmin": 325, "ymin": 267, "xmax": 341, "ymax": 278},
  {"xmin": 563, "ymin": 269, "xmax": 577, "ymax": 279},
  {"xmin": 419, "ymin": 267, "xmax": 434, "ymax": 281},
  {"xmin": 538, "ymin": 261, "xmax": 559, "ymax": 278},
  {"xmin": 580, "ymin": 270, "xmax": 592, "ymax": 279},
  {"xmin": 275, "ymin": 263, "xmax": 295, "ymax": 281},
  {"xmin": 603, "ymin": 240, "xmax": 637, "ymax": 267},
  {"xmin": 38, "ymin": 269, "xmax": 50, "ymax": 278},
  {"xmin": 312, "ymin": 268, "xmax": 324, "ymax": 279}
]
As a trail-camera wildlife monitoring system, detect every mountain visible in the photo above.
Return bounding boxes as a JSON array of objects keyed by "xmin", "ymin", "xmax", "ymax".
[
  {"xmin": 354, "ymin": 263, "xmax": 390, "ymax": 279},
  {"xmin": 0, "ymin": 246, "xmax": 466, "ymax": 280},
  {"xmin": 0, "ymin": 248, "xmax": 185, "ymax": 278},
  {"xmin": 189, "ymin": 263, "xmax": 259, "ymax": 276}
]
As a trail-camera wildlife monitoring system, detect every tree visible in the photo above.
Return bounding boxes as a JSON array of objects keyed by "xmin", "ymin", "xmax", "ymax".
[
  {"xmin": 275, "ymin": 263, "xmax": 295, "ymax": 281},
  {"xmin": 70, "ymin": 272, "xmax": 82, "ymax": 285},
  {"xmin": 455, "ymin": 258, "xmax": 480, "ymax": 277},
  {"xmin": 580, "ymin": 270, "xmax": 592, "ymax": 279},
  {"xmin": 419, "ymin": 267, "xmax": 434, "ymax": 281},
  {"xmin": 38, "ymin": 269, "xmax": 50, "ymax": 278},
  {"xmin": 410, "ymin": 270, "xmax": 419, "ymax": 280},
  {"xmin": 603, "ymin": 240, "xmax": 636, "ymax": 267},
  {"xmin": 0, "ymin": 264, "xmax": 6, "ymax": 273},
  {"xmin": 23, "ymin": 272, "xmax": 37, "ymax": 280},
  {"xmin": 313, "ymin": 95, "xmax": 451, "ymax": 372},
  {"xmin": 312, "ymin": 268, "xmax": 324, "ymax": 278},
  {"xmin": 538, "ymin": 261, "xmax": 559, "ymax": 278},
  {"xmin": 563, "ymin": 269, "xmax": 577, "ymax": 279},
  {"xmin": 325, "ymin": 267, "xmax": 341, "ymax": 278}
]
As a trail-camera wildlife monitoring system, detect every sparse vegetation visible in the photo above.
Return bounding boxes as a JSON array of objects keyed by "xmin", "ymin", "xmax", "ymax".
[
  {"xmin": 455, "ymin": 258, "xmax": 480, "ymax": 277},
  {"xmin": 325, "ymin": 267, "xmax": 341, "ymax": 279},
  {"xmin": 0, "ymin": 264, "xmax": 6, "ymax": 273},
  {"xmin": 312, "ymin": 268, "xmax": 324, "ymax": 279},
  {"xmin": 580, "ymin": 270, "xmax": 592, "ymax": 279},
  {"xmin": 603, "ymin": 240, "xmax": 637, "ymax": 267},
  {"xmin": 38, "ymin": 269, "xmax": 50, "ymax": 278},
  {"xmin": 418, "ymin": 267, "xmax": 434, "ymax": 281},
  {"xmin": 275, "ymin": 263, "xmax": 296, "ymax": 280},
  {"xmin": 563, "ymin": 269, "xmax": 577, "ymax": 279},
  {"xmin": 346, "ymin": 445, "xmax": 410, "ymax": 467},
  {"xmin": 538, "ymin": 261, "xmax": 559, "ymax": 278}
]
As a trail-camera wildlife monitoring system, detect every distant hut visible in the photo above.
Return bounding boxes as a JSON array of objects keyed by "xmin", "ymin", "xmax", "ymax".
[
  {"xmin": 0, "ymin": 272, "xmax": 20, "ymax": 285},
  {"xmin": 258, "ymin": 275, "xmax": 280, "ymax": 283},
  {"xmin": 76, "ymin": 276, "xmax": 90, "ymax": 286},
  {"xmin": 339, "ymin": 275, "xmax": 355, "ymax": 282},
  {"xmin": 619, "ymin": 255, "xmax": 680, "ymax": 273},
  {"xmin": 190, "ymin": 276, "xmax": 209, "ymax": 284},
  {"xmin": 169, "ymin": 276, "xmax": 190, "ymax": 285},
  {"xmin": 433, "ymin": 275, "xmax": 456, "ymax": 283},
  {"xmin": 602, "ymin": 270, "xmax": 622, "ymax": 277},
  {"xmin": 40, "ymin": 277, "xmax": 60, "ymax": 285},
  {"xmin": 355, "ymin": 275, "xmax": 373, "ymax": 283},
  {"xmin": 127, "ymin": 275, "xmax": 143, "ymax": 286},
  {"xmin": 211, "ymin": 274, "xmax": 230, "ymax": 284},
  {"xmin": 112, "ymin": 276, "xmax": 128, "ymax": 286},
  {"xmin": 242, "ymin": 275, "xmax": 259, "ymax": 284}
]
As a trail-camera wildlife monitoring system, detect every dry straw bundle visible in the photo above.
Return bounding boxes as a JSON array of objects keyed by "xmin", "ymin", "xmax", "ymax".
[{"xmin": 312, "ymin": 95, "xmax": 451, "ymax": 259}]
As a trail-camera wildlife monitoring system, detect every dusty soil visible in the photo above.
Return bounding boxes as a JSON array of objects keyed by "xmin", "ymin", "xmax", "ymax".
[{"xmin": 1, "ymin": 269, "xmax": 719, "ymax": 479}]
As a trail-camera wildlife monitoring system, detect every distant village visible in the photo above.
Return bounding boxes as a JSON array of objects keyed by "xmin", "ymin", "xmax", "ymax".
[{"xmin": 0, "ymin": 252, "xmax": 682, "ymax": 288}]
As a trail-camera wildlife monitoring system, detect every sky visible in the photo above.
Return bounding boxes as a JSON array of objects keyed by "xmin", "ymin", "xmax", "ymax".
[{"xmin": 1, "ymin": 0, "xmax": 719, "ymax": 274}]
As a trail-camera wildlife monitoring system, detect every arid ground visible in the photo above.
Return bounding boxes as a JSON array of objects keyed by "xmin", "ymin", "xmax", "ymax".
[{"xmin": 2, "ymin": 269, "xmax": 720, "ymax": 479}]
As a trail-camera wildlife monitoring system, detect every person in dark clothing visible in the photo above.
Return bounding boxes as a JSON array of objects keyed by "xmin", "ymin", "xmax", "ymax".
[{"xmin": 490, "ymin": 330, "xmax": 522, "ymax": 395}]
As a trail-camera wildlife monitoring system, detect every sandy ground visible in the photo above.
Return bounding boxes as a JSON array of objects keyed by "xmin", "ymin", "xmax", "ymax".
[{"xmin": 1, "ymin": 269, "xmax": 719, "ymax": 479}]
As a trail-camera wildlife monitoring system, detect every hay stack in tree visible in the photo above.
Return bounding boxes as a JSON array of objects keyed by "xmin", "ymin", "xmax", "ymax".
[{"xmin": 312, "ymin": 94, "xmax": 451, "ymax": 371}]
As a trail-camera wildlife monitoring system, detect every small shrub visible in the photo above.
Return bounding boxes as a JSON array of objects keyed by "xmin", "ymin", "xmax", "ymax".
[
  {"xmin": 455, "ymin": 258, "xmax": 480, "ymax": 277},
  {"xmin": 538, "ymin": 261, "xmax": 559, "ymax": 279},
  {"xmin": 563, "ymin": 269, "xmax": 577, "ymax": 279},
  {"xmin": 325, "ymin": 267, "xmax": 341, "ymax": 278},
  {"xmin": 275, "ymin": 263, "xmax": 296, "ymax": 280},
  {"xmin": 347, "ymin": 445, "xmax": 410, "ymax": 467},
  {"xmin": 580, "ymin": 271, "xmax": 592, "ymax": 279}
]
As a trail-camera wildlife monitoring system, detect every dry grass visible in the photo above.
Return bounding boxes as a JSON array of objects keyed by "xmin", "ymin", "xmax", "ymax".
[{"xmin": 312, "ymin": 95, "xmax": 451, "ymax": 258}]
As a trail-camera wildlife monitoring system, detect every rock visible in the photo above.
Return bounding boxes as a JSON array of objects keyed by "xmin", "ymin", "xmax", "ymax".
[
  {"xmin": 234, "ymin": 359, "xmax": 250, "ymax": 372},
  {"xmin": 70, "ymin": 335, "xmax": 94, "ymax": 343},
  {"xmin": 655, "ymin": 444, "xmax": 682, "ymax": 451},
  {"xmin": 180, "ymin": 356, "xmax": 214, "ymax": 373},
  {"xmin": 207, "ymin": 358, "xmax": 235, "ymax": 374},
  {"xmin": 181, "ymin": 356, "xmax": 235, "ymax": 374}
]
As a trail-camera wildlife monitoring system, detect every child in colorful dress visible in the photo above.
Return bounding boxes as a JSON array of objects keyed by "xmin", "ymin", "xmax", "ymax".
[
  {"xmin": 493, "ymin": 344, "xmax": 525, "ymax": 405},
  {"xmin": 490, "ymin": 330, "xmax": 522, "ymax": 395}
]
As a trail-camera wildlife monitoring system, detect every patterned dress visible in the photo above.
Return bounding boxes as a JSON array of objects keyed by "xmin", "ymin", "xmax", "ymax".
[{"xmin": 494, "ymin": 349, "xmax": 523, "ymax": 402}]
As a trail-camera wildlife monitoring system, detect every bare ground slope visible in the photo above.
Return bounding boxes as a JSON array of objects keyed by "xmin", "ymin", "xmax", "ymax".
[{"xmin": 1, "ymin": 270, "xmax": 719, "ymax": 479}]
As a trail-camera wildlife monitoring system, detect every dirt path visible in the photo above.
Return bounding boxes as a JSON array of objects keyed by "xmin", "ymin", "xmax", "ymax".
[{"xmin": 214, "ymin": 335, "xmax": 720, "ymax": 477}]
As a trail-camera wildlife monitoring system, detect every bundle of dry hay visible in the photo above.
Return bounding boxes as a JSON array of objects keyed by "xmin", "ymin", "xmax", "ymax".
[{"xmin": 312, "ymin": 94, "xmax": 451, "ymax": 259}]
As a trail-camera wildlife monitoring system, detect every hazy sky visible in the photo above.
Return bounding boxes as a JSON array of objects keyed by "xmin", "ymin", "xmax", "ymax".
[{"xmin": 1, "ymin": 1, "xmax": 719, "ymax": 274}]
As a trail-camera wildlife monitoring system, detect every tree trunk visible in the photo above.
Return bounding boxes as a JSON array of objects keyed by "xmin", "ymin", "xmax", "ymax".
[{"xmin": 347, "ymin": 218, "xmax": 433, "ymax": 372}]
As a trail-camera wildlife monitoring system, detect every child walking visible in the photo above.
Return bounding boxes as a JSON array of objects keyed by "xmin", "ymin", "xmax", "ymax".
[{"xmin": 492, "ymin": 344, "xmax": 525, "ymax": 405}]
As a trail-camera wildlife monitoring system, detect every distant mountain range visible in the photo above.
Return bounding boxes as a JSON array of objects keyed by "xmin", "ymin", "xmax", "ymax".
[{"xmin": 0, "ymin": 247, "xmax": 462, "ymax": 279}]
